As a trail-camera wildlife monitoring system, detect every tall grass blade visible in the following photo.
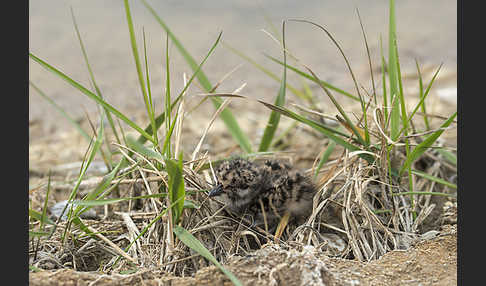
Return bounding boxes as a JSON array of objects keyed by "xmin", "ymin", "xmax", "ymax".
[
  {"xmin": 29, "ymin": 209, "xmax": 55, "ymax": 226},
  {"xmin": 40, "ymin": 172, "xmax": 52, "ymax": 233},
  {"xmin": 29, "ymin": 231, "xmax": 51, "ymax": 239},
  {"xmin": 379, "ymin": 36, "xmax": 388, "ymax": 122},
  {"xmin": 124, "ymin": 0, "xmax": 151, "ymax": 128},
  {"xmin": 399, "ymin": 111, "xmax": 457, "ymax": 175},
  {"xmin": 47, "ymin": 117, "xmax": 104, "ymax": 241},
  {"xmin": 356, "ymin": 8, "xmax": 377, "ymax": 106},
  {"xmin": 164, "ymin": 33, "xmax": 172, "ymax": 156},
  {"xmin": 126, "ymin": 135, "xmax": 165, "ymax": 161},
  {"xmin": 398, "ymin": 63, "xmax": 442, "ymax": 138},
  {"xmin": 162, "ymin": 113, "xmax": 179, "ymax": 156},
  {"xmin": 411, "ymin": 169, "xmax": 457, "ymax": 189},
  {"xmin": 204, "ymin": 93, "xmax": 362, "ymax": 152},
  {"xmin": 165, "ymin": 155, "xmax": 185, "ymax": 224},
  {"xmin": 355, "ymin": 8, "xmax": 373, "ymax": 143},
  {"xmin": 174, "ymin": 226, "xmax": 243, "ymax": 286},
  {"xmin": 135, "ymin": 31, "xmax": 223, "ymax": 146},
  {"xmin": 264, "ymin": 54, "xmax": 359, "ymax": 101},
  {"xmin": 72, "ymin": 193, "xmax": 167, "ymax": 207},
  {"xmin": 29, "ymin": 53, "xmax": 153, "ymax": 141},
  {"xmin": 258, "ymin": 21, "xmax": 287, "ymax": 152},
  {"xmin": 415, "ymin": 59, "xmax": 430, "ymax": 130},
  {"xmin": 73, "ymin": 160, "xmax": 123, "ymax": 218},
  {"xmin": 257, "ymin": 101, "xmax": 362, "ymax": 153},
  {"xmin": 29, "ymin": 81, "xmax": 90, "ymax": 141},
  {"xmin": 142, "ymin": 28, "xmax": 158, "ymax": 145},
  {"xmin": 285, "ymin": 19, "xmax": 368, "ymax": 146},
  {"xmin": 222, "ymin": 42, "xmax": 308, "ymax": 101},
  {"xmin": 141, "ymin": 0, "xmax": 252, "ymax": 153},
  {"xmin": 437, "ymin": 148, "xmax": 457, "ymax": 166},
  {"xmin": 71, "ymin": 7, "xmax": 121, "ymax": 145},
  {"xmin": 286, "ymin": 19, "xmax": 364, "ymax": 102},
  {"xmin": 303, "ymin": 66, "xmax": 366, "ymax": 145},
  {"xmin": 314, "ymin": 140, "xmax": 336, "ymax": 178},
  {"xmin": 388, "ymin": 0, "xmax": 400, "ymax": 141}
]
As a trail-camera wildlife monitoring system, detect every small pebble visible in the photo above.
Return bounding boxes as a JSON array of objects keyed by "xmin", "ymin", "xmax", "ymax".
[{"xmin": 50, "ymin": 200, "xmax": 98, "ymax": 221}]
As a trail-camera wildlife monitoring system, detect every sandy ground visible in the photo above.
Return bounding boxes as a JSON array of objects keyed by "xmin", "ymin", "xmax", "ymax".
[{"xmin": 29, "ymin": 227, "xmax": 457, "ymax": 285}]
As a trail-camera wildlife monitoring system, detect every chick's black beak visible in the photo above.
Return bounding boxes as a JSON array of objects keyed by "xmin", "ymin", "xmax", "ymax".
[{"xmin": 208, "ymin": 184, "xmax": 223, "ymax": 197}]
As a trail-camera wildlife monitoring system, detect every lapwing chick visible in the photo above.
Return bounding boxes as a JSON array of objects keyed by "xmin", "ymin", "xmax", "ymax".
[{"xmin": 208, "ymin": 158, "xmax": 316, "ymax": 232}]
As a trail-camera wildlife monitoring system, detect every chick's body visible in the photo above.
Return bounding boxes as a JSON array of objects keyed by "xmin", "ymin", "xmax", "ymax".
[{"xmin": 209, "ymin": 158, "xmax": 315, "ymax": 228}]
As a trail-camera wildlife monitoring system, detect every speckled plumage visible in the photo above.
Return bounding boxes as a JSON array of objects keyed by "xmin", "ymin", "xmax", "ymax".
[{"xmin": 209, "ymin": 158, "xmax": 316, "ymax": 229}]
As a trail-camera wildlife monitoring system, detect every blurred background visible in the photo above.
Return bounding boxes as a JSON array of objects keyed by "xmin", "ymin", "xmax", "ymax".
[{"xmin": 29, "ymin": 0, "xmax": 457, "ymax": 139}]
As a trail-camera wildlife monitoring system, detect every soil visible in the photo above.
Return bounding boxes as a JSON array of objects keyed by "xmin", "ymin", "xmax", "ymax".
[
  {"xmin": 29, "ymin": 226, "xmax": 456, "ymax": 285},
  {"xmin": 29, "ymin": 1, "xmax": 457, "ymax": 285}
]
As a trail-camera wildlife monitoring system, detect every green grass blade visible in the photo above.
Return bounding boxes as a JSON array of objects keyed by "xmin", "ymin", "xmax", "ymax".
[
  {"xmin": 207, "ymin": 93, "xmax": 363, "ymax": 154},
  {"xmin": 437, "ymin": 148, "xmax": 457, "ymax": 166},
  {"xmin": 415, "ymin": 59, "xmax": 430, "ymax": 130},
  {"xmin": 286, "ymin": 19, "xmax": 366, "ymax": 106},
  {"xmin": 218, "ymin": 109, "xmax": 253, "ymax": 153},
  {"xmin": 29, "ymin": 81, "xmax": 90, "ymax": 141},
  {"xmin": 47, "ymin": 116, "xmax": 104, "ymax": 241},
  {"xmin": 142, "ymin": 28, "xmax": 158, "ymax": 145},
  {"xmin": 258, "ymin": 21, "xmax": 287, "ymax": 152},
  {"xmin": 379, "ymin": 36, "xmax": 388, "ymax": 122},
  {"xmin": 59, "ymin": 118, "xmax": 104, "ymax": 241},
  {"xmin": 355, "ymin": 8, "xmax": 373, "ymax": 143},
  {"xmin": 142, "ymin": 0, "xmax": 252, "ymax": 153},
  {"xmin": 222, "ymin": 42, "xmax": 308, "ymax": 101},
  {"xmin": 399, "ymin": 111, "xmax": 457, "ymax": 175},
  {"xmin": 135, "ymin": 31, "xmax": 223, "ymax": 146},
  {"xmin": 126, "ymin": 135, "xmax": 165, "ymax": 161},
  {"xmin": 267, "ymin": 51, "xmax": 366, "ymax": 146},
  {"xmin": 183, "ymin": 200, "xmax": 200, "ymax": 209},
  {"xmin": 29, "ymin": 209, "xmax": 55, "ymax": 225},
  {"xmin": 174, "ymin": 226, "xmax": 242, "ymax": 286},
  {"xmin": 165, "ymin": 155, "xmax": 185, "ymax": 224},
  {"xmin": 411, "ymin": 169, "xmax": 457, "ymax": 189},
  {"xmin": 394, "ymin": 35, "xmax": 408, "ymax": 142},
  {"xmin": 388, "ymin": 0, "xmax": 400, "ymax": 141},
  {"xmin": 114, "ymin": 195, "xmax": 186, "ymax": 266},
  {"xmin": 71, "ymin": 7, "xmax": 121, "ymax": 145},
  {"xmin": 269, "ymin": 121, "xmax": 298, "ymax": 150},
  {"xmin": 303, "ymin": 66, "xmax": 366, "ymax": 145},
  {"xmin": 29, "ymin": 231, "xmax": 51, "ymax": 238},
  {"xmin": 398, "ymin": 63, "xmax": 442, "ymax": 138},
  {"xmin": 260, "ymin": 6, "xmax": 282, "ymax": 43},
  {"xmin": 72, "ymin": 193, "xmax": 167, "ymax": 206},
  {"xmin": 40, "ymin": 172, "xmax": 52, "ymax": 231},
  {"xmin": 257, "ymin": 100, "xmax": 362, "ymax": 153},
  {"xmin": 164, "ymin": 33, "xmax": 172, "ymax": 156},
  {"xmin": 264, "ymin": 54, "xmax": 359, "ymax": 101},
  {"xmin": 141, "ymin": 0, "xmax": 208, "ymax": 86},
  {"xmin": 162, "ymin": 113, "xmax": 179, "ymax": 156},
  {"xmin": 29, "ymin": 265, "xmax": 44, "ymax": 272},
  {"xmin": 356, "ymin": 8, "xmax": 377, "ymax": 106},
  {"xmin": 389, "ymin": 24, "xmax": 415, "ymax": 213},
  {"xmin": 29, "ymin": 53, "xmax": 153, "ymax": 142},
  {"xmin": 392, "ymin": 191, "xmax": 455, "ymax": 198},
  {"xmin": 69, "ymin": 121, "xmax": 104, "ymax": 205},
  {"xmin": 314, "ymin": 140, "xmax": 336, "ymax": 178},
  {"xmin": 124, "ymin": 0, "xmax": 150, "ymax": 119},
  {"xmin": 70, "ymin": 216, "xmax": 94, "ymax": 237},
  {"xmin": 73, "ymin": 160, "xmax": 123, "ymax": 218}
]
